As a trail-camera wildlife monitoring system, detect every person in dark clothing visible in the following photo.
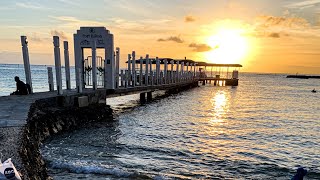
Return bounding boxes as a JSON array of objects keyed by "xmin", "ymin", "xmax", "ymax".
[
  {"xmin": 11, "ymin": 76, "xmax": 28, "ymax": 95},
  {"xmin": 291, "ymin": 167, "xmax": 307, "ymax": 180}
]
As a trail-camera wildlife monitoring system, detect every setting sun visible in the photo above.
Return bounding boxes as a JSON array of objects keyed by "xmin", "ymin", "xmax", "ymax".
[{"xmin": 205, "ymin": 29, "xmax": 249, "ymax": 64}]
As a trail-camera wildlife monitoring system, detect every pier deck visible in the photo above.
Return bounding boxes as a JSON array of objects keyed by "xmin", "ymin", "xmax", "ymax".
[{"xmin": 0, "ymin": 81, "xmax": 197, "ymax": 128}]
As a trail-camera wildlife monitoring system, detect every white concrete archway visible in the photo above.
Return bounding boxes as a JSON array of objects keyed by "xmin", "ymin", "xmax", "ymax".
[{"xmin": 74, "ymin": 27, "xmax": 115, "ymax": 91}]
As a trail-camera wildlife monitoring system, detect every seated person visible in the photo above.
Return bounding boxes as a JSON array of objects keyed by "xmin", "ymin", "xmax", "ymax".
[{"xmin": 11, "ymin": 76, "xmax": 28, "ymax": 95}]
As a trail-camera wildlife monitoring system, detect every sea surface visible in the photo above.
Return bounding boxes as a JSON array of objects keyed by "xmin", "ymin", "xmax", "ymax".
[{"xmin": 1, "ymin": 64, "xmax": 319, "ymax": 179}]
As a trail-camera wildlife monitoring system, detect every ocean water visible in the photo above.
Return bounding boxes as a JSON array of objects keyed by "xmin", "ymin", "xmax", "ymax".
[
  {"xmin": 1, "ymin": 64, "xmax": 319, "ymax": 179},
  {"xmin": 0, "ymin": 64, "xmax": 77, "ymax": 96}
]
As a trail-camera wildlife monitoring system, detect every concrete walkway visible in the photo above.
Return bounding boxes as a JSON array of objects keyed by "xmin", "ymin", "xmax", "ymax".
[
  {"xmin": 0, "ymin": 82, "xmax": 199, "ymax": 128},
  {"xmin": 0, "ymin": 91, "xmax": 67, "ymax": 127}
]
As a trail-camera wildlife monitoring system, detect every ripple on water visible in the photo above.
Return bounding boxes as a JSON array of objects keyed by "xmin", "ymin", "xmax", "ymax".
[{"xmin": 41, "ymin": 73, "xmax": 320, "ymax": 179}]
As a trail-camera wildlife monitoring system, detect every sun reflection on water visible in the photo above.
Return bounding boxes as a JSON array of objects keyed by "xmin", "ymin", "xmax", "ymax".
[{"xmin": 209, "ymin": 91, "xmax": 228, "ymax": 124}]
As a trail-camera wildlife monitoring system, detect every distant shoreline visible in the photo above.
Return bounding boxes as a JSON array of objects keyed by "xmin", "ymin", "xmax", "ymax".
[{"xmin": 287, "ymin": 75, "xmax": 320, "ymax": 79}]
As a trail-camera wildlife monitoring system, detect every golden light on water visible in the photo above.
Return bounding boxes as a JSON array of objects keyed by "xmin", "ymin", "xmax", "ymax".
[
  {"xmin": 205, "ymin": 28, "xmax": 250, "ymax": 64},
  {"xmin": 209, "ymin": 91, "xmax": 228, "ymax": 124}
]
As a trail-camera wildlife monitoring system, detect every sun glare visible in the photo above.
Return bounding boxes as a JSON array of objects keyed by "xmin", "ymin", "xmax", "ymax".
[{"xmin": 205, "ymin": 28, "xmax": 249, "ymax": 64}]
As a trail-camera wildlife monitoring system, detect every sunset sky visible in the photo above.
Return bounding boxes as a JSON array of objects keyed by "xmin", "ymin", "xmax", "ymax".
[{"xmin": 0, "ymin": 0, "xmax": 320, "ymax": 73}]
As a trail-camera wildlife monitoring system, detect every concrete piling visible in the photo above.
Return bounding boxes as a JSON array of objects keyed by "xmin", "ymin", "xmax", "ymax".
[
  {"xmin": 47, "ymin": 67, "xmax": 54, "ymax": 92},
  {"xmin": 53, "ymin": 36, "xmax": 63, "ymax": 95},
  {"xmin": 92, "ymin": 40, "xmax": 97, "ymax": 90},
  {"xmin": 139, "ymin": 56, "xmax": 143, "ymax": 86},
  {"xmin": 156, "ymin": 57, "xmax": 160, "ymax": 85},
  {"xmin": 127, "ymin": 54, "xmax": 131, "ymax": 86},
  {"xmin": 132, "ymin": 51, "xmax": 136, "ymax": 87},
  {"xmin": 140, "ymin": 93, "xmax": 146, "ymax": 104},
  {"xmin": 145, "ymin": 54, "xmax": 149, "ymax": 86},
  {"xmin": 164, "ymin": 59, "xmax": 168, "ymax": 84},
  {"xmin": 176, "ymin": 61, "xmax": 179, "ymax": 83},
  {"xmin": 115, "ymin": 47, "xmax": 120, "ymax": 89},
  {"xmin": 63, "ymin": 41, "xmax": 71, "ymax": 90},
  {"xmin": 147, "ymin": 91, "xmax": 152, "ymax": 101},
  {"xmin": 21, "ymin": 36, "xmax": 33, "ymax": 93}
]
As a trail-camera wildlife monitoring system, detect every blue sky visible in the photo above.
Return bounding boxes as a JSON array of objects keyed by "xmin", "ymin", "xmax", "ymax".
[{"xmin": 0, "ymin": 0, "xmax": 320, "ymax": 73}]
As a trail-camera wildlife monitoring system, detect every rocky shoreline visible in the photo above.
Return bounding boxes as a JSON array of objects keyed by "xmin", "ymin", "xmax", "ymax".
[{"xmin": 0, "ymin": 96, "xmax": 113, "ymax": 180}]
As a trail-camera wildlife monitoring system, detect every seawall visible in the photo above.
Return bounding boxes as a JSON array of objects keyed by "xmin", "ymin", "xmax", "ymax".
[
  {"xmin": 0, "ymin": 90, "xmax": 110, "ymax": 180},
  {"xmin": 20, "ymin": 100, "xmax": 113, "ymax": 179},
  {"xmin": 0, "ymin": 82, "xmax": 199, "ymax": 179}
]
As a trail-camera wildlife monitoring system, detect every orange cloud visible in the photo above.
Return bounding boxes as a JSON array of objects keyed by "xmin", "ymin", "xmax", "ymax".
[
  {"xmin": 189, "ymin": 43, "xmax": 212, "ymax": 52},
  {"xmin": 185, "ymin": 15, "xmax": 196, "ymax": 22},
  {"xmin": 158, "ymin": 36, "xmax": 184, "ymax": 43}
]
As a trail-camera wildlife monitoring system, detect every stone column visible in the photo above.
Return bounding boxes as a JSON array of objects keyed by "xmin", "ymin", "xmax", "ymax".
[
  {"xmin": 63, "ymin": 41, "xmax": 71, "ymax": 90},
  {"xmin": 164, "ymin": 59, "xmax": 168, "ymax": 84},
  {"xmin": 120, "ymin": 70, "xmax": 124, "ymax": 87},
  {"xmin": 150, "ymin": 58, "xmax": 153, "ymax": 86},
  {"xmin": 92, "ymin": 40, "xmax": 97, "ymax": 90},
  {"xmin": 181, "ymin": 62, "xmax": 184, "ymax": 82},
  {"xmin": 53, "ymin": 36, "xmax": 63, "ymax": 95},
  {"xmin": 139, "ymin": 56, "xmax": 143, "ymax": 86},
  {"xmin": 145, "ymin": 54, "xmax": 149, "ymax": 86},
  {"xmin": 186, "ymin": 62, "xmax": 189, "ymax": 81},
  {"xmin": 47, "ymin": 67, "xmax": 54, "ymax": 91},
  {"xmin": 115, "ymin": 47, "xmax": 120, "ymax": 88},
  {"xmin": 127, "ymin": 54, "xmax": 131, "ymax": 86},
  {"xmin": 156, "ymin": 57, "xmax": 160, "ymax": 85},
  {"xmin": 170, "ymin": 60, "xmax": 174, "ymax": 84},
  {"xmin": 132, "ymin": 51, "xmax": 136, "ymax": 87},
  {"xmin": 21, "ymin": 36, "xmax": 33, "ymax": 93},
  {"xmin": 176, "ymin": 61, "xmax": 179, "ymax": 83}
]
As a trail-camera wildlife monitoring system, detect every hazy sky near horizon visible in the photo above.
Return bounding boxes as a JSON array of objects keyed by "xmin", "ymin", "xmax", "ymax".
[{"xmin": 0, "ymin": 0, "xmax": 320, "ymax": 73}]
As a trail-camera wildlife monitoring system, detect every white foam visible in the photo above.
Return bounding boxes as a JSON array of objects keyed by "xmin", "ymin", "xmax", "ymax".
[{"xmin": 49, "ymin": 160, "xmax": 137, "ymax": 178}]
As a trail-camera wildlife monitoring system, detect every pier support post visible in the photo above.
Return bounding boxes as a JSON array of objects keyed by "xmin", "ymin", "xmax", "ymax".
[
  {"xmin": 21, "ymin": 36, "xmax": 33, "ymax": 93},
  {"xmin": 125, "ymin": 70, "xmax": 128, "ymax": 88},
  {"xmin": 170, "ymin": 60, "xmax": 174, "ymax": 84},
  {"xmin": 176, "ymin": 61, "xmax": 179, "ymax": 83},
  {"xmin": 160, "ymin": 71, "xmax": 163, "ymax": 85},
  {"xmin": 115, "ymin": 47, "xmax": 120, "ymax": 89},
  {"xmin": 164, "ymin": 59, "xmax": 168, "ymax": 84},
  {"xmin": 53, "ymin": 36, "xmax": 63, "ymax": 95},
  {"xmin": 202, "ymin": 80, "xmax": 205, "ymax": 86},
  {"xmin": 156, "ymin": 57, "xmax": 160, "ymax": 85},
  {"xmin": 132, "ymin": 51, "xmax": 136, "ymax": 87},
  {"xmin": 140, "ymin": 93, "xmax": 146, "ymax": 104},
  {"xmin": 127, "ymin": 54, "xmax": 131, "ymax": 86},
  {"xmin": 92, "ymin": 40, "xmax": 97, "ymax": 90},
  {"xmin": 63, "ymin": 41, "xmax": 71, "ymax": 90},
  {"xmin": 147, "ymin": 91, "xmax": 152, "ymax": 102},
  {"xmin": 150, "ymin": 58, "xmax": 154, "ymax": 86},
  {"xmin": 186, "ymin": 62, "xmax": 189, "ymax": 81},
  {"xmin": 193, "ymin": 63, "xmax": 197, "ymax": 78},
  {"xmin": 77, "ymin": 68, "xmax": 83, "ymax": 93},
  {"xmin": 74, "ymin": 41, "xmax": 82, "ymax": 93},
  {"xmin": 139, "ymin": 56, "xmax": 143, "ymax": 86},
  {"xmin": 120, "ymin": 70, "xmax": 124, "ymax": 87},
  {"xmin": 47, "ymin": 67, "xmax": 54, "ymax": 91},
  {"xmin": 145, "ymin": 54, "xmax": 149, "ymax": 86},
  {"xmin": 181, "ymin": 62, "xmax": 184, "ymax": 82},
  {"xmin": 190, "ymin": 63, "xmax": 193, "ymax": 81}
]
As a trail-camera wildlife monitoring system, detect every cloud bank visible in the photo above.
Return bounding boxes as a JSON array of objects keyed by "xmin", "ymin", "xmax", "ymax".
[
  {"xmin": 189, "ymin": 43, "xmax": 212, "ymax": 52},
  {"xmin": 158, "ymin": 36, "xmax": 184, "ymax": 43}
]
